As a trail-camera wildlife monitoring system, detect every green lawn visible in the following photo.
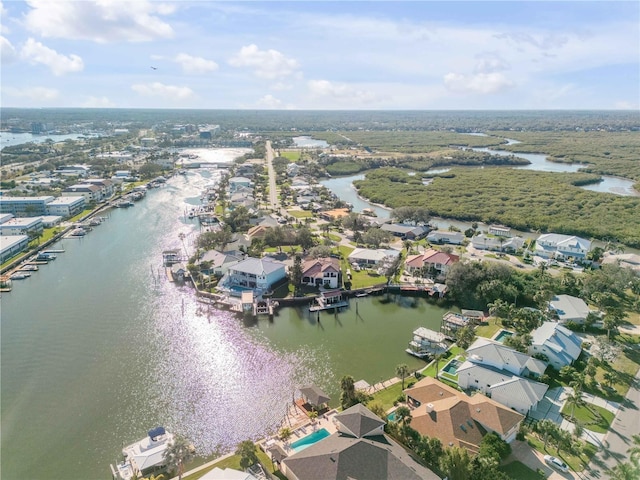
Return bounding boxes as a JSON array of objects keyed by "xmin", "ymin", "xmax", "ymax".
[
  {"xmin": 280, "ymin": 150, "xmax": 301, "ymax": 161},
  {"xmin": 287, "ymin": 209, "xmax": 313, "ymax": 219},
  {"xmin": 68, "ymin": 208, "xmax": 94, "ymax": 222},
  {"xmin": 561, "ymin": 403, "xmax": 614, "ymax": 434},
  {"xmin": 475, "ymin": 316, "xmax": 503, "ymax": 339},
  {"xmin": 368, "ymin": 382, "xmax": 406, "ymax": 411},
  {"xmin": 499, "ymin": 461, "xmax": 545, "ymax": 480},
  {"xmin": 184, "ymin": 446, "xmax": 280, "ymax": 480}
]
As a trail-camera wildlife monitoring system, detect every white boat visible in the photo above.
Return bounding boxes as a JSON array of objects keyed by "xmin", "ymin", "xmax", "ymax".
[
  {"xmin": 406, "ymin": 327, "xmax": 447, "ymax": 359},
  {"xmin": 70, "ymin": 228, "xmax": 86, "ymax": 236},
  {"xmin": 110, "ymin": 427, "xmax": 174, "ymax": 480},
  {"xmin": 10, "ymin": 272, "xmax": 31, "ymax": 280},
  {"xmin": 19, "ymin": 264, "xmax": 39, "ymax": 271}
]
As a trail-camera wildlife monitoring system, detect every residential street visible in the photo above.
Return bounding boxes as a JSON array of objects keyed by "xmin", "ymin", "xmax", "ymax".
[
  {"xmin": 581, "ymin": 368, "xmax": 640, "ymax": 479},
  {"xmin": 265, "ymin": 140, "xmax": 278, "ymax": 211}
]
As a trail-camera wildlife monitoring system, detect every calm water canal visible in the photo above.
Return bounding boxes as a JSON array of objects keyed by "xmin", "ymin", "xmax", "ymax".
[{"xmin": 1, "ymin": 163, "xmax": 448, "ymax": 480}]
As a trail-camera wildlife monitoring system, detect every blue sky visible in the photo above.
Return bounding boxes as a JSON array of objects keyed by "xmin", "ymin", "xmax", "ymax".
[{"xmin": 1, "ymin": 1, "xmax": 638, "ymax": 109}]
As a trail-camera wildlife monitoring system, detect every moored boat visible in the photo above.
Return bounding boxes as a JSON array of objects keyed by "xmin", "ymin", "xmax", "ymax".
[{"xmin": 10, "ymin": 272, "xmax": 31, "ymax": 280}]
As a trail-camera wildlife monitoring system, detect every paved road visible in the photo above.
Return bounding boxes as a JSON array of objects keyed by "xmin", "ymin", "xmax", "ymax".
[
  {"xmin": 265, "ymin": 140, "xmax": 278, "ymax": 211},
  {"xmin": 581, "ymin": 368, "xmax": 640, "ymax": 479}
]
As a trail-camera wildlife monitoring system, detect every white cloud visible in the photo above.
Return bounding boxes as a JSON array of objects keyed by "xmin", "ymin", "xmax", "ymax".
[
  {"xmin": 0, "ymin": 1, "xmax": 10, "ymax": 34},
  {"xmin": 307, "ymin": 79, "xmax": 380, "ymax": 104},
  {"xmin": 1, "ymin": 36, "xmax": 17, "ymax": 64},
  {"xmin": 131, "ymin": 82, "xmax": 194, "ymax": 100},
  {"xmin": 474, "ymin": 54, "xmax": 510, "ymax": 74},
  {"xmin": 229, "ymin": 44, "xmax": 299, "ymax": 79},
  {"xmin": 82, "ymin": 96, "xmax": 116, "ymax": 108},
  {"xmin": 614, "ymin": 100, "xmax": 639, "ymax": 110},
  {"xmin": 174, "ymin": 53, "xmax": 218, "ymax": 74},
  {"xmin": 443, "ymin": 72, "xmax": 514, "ymax": 95},
  {"xmin": 4, "ymin": 86, "xmax": 59, "ymax": 101},
  {"xmin": 256, "ymin": 94, "xmax": 282, "ymax": 108},
  {"xmin": 23, "ymin": 0, "xmax": 174, "ymax": 43},
  {"xmin": 20, "ymin": 38, "xmax": 84, "ymax": 76}
]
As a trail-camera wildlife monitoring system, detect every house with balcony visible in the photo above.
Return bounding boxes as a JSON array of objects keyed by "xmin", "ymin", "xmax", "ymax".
[
  {"xmin": 0, "ymin": 217, "xmax": 44, "ymax": 237},
  {"xmin": 529, "ymin": 321, "xmax": 582, "ymax": 370},
  {"xmin": 45, "ymin": 196, "xmax": 86, "ymax": 218},
  {"xmin": 405, "ymin": 249, "xmax": 459, "ymax": 277},
  {"xmin": 0, "ymin": 196, "xmax": 55, "ymax": 217},
  {"xmin": 228, "ymin": 176, "xmax": 253, "ymax": 193},
  {"xmin": 63, "ymin": 184, "xmax": 103, "ymax": 203},
  {"xmin": 301, "ymin": 257, "xmax": 341, "ymax": 289},
  {"xmin": 84, "ymin": 178, "xmax": 115, "ymax": 198},
  {"xmin": 199, "ymin": 250, "xmax": 243, "ymax": 277},
  {"xmin": 404, "ymin": 377, "xmax": 524, "ymax": 454},
  {"xmin": 222, "ymin": 257, "xmax": 286, "ymax": 294},
  {"xmin": 535, "ymin": 233, "xmax": 591, "ymax": 260}
]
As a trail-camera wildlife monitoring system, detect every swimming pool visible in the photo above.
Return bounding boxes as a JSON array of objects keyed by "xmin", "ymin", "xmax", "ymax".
[
  {"xmin": 290, "ymin": 428, "xmax": 330, "ymax": 452},
  {"xmin": 494, "ymin": 330, "xmax": 514, "ymax": 343},
  {"xmin": 387, "ymin": 410, "xmax": 397, "ymax": 422},
  {"xmin": 442, "ymin": 358, "xmax": 462, "ymax": 375}
]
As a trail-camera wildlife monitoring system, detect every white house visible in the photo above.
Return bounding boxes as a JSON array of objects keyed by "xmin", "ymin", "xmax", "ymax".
[
  {"xmin": 529, "ymin": 322, "xmax": 582, "ymax": 370},
  {"xmin": 348, "ymin": 247, "xmax": 400, "ymax": 266},
  {"xmin": 301, "ymin": 257, "xmax": 341, "ymax": 289},
  {"xmin": 380, "ymin": 223, "xmax": 429, "ymax": 240},
  {"xmin": 54, "ymin": 164, "xmax": 91, "ymax": 177},
  {"xmin": 535, "ymin": 233, "xmax": 591, "ymax": 260},
  {"xmin": 199, "ymin": 250, "xmax": 242, "ymax": 277},
  {"xmin": 0, "ymin": 217, "xmax": 44, "ymax": 236},
  {"xmin": 228, "ymin": 176, "xmax": 253, "ymax": 193},
  {"xmin": 0, "ymin": 234, "xmax": 30, "ymax": 262},
  {"xmin": 426, "ymin": 230, "xmax": 465, "ymax": 245},
  {"xmin": 45, "ymin": 196, "xmax": 86, "ymax": 218},
  {"xmin": 471, "ymin": 234, "xmax": 525, "ymax": 252},
  {"xmin": 456, "ymin": 361, "xmax": 548, "ymax": 414},
  {"xmin": 488, "ymin": 225, "xmax": 512, "ymax": 237},
  {"xmin": 224, "ymin": 257, "xmax": 286, "ymax": 293},
  {"xmin": 548, "ymin": 294, "xmax": 591, "ymax": 323},
  {"xmin": 465, "ymin": 337, "xmax": 548, "ymax": 378}
]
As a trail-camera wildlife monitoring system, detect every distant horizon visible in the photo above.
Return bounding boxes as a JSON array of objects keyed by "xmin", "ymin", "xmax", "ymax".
[
  {"xmin": 1, "ymin": 1, "xmax": 638, "ymax": 110},
  {"xmin": 2, "ymin": 107, "xmax": 638, "ymax": 112}
]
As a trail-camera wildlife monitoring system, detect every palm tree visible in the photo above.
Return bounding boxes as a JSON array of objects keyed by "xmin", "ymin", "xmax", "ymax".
[
  {"xmin": 628, "ymin": 434, "xmax": 640, "ymax": 466},
  {"xmin": 163, "ymin": 436, "xmax": 194, "ymax": 480},
  {"xmin": 565, "ymin": 389, "xmax": 584, "ymax": 423},
  {"xmin": 394, "ymin": 406, "xmax": 412, "ymax": 438},
  {"xmin": 440, "ymin": 446, "xmax": 473, "ymax": 480},
  {"xmin": 433, "ymin": 352, "xmax": 445, "ymax": 378},
  {"xmin": 536, "ymin": 419, "xmax": 557, "ymax": 450},
  {"xmin": 608, "ymin": 462, "xmax": 640, "ymax": 480},
  {"xmin": 235, "ymin": 440, "xmax": 258, "ymax": 470},
  {"xmin": 339, "ymin": 375, "xmax": 356, "ymax": 409},
  {"xmin": 396, "ymin": 364, "xmax": 410, "ymax": 390}
]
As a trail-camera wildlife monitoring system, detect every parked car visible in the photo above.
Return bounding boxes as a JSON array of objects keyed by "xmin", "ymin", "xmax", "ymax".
[{"xmin": 544, "ymin": 455, "xmax": 568, "ymax": 473}]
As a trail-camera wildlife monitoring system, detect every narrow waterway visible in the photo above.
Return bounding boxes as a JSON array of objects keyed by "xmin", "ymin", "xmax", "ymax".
[{"xmin": 1, "ymin": 163, "xmax": 450, "ymax": 480}]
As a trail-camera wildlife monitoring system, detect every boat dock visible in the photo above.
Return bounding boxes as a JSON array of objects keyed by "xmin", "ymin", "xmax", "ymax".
[
  {"xmin": 309, "ymin": 290, "xmax": 349, "ymax": 312},
  {"xmin": 406, "ymin": 327, "xmax": 448, "ymax": 359}
]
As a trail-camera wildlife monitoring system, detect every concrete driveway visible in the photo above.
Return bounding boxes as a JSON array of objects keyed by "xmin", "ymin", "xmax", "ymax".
[
  {"xmin": 507, "ymin": 440, "xmax": 577, "ymax": 480},
  {"xmin": 530, "ymin": 387, "xmax": 569, "ymax": 423}
]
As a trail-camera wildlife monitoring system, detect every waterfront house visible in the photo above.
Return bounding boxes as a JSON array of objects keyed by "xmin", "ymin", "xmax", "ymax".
[
  {"xmin": 84, "ymin": 178, "xmax": 115, "ymax": 198},
  {"xmin": 0, "ymin": 196, "xmax": 55, "ymax": 217},
  {"xmin": 529, "ymin": 321, "xmax": 582, "ymax": 370},
  {"xmin": 405, "ymin": 249, "xmax": 459, "ymax": 277},
  {"xmin": 0, "ymin": 235, "xmax": 29, "ymax": 262},
  {"xmin": 535, "ymin": 233, "xmax": 591, "ymax": 260},
  {"xmin": 0, "ymin": 217, "xmax": 44, "ymax": 237},
  {"xmin": 471, "ymin": 234, "xmax": 525, "ymax": 252},
  {"xmin": 348, "ymin": 247, "xmax": 400, "ymax": 267},
  {"xmin": 301, "ymin": 257, "xmax": 341, "ymax": 289},
  {"xmin": 456, "ymin": 361, "xmax": 548, "ymax": 414},
  {"xmin": 63, "ymin": 184, "xmax": 103, "ymax": 203},
  {"xmin": 170, "ymin": 263, "xmax": 187, "ymax": 283},
  {"xmin": 224, "ymin": 257, "xmax": 287, "ymax": 293},
  {"xmin": 380, "ymin": 223, "xmax": 429, "ymax": 240},
  {"xmin": 228, "ymin": 176, "xmax": 253, "ymax": 193},
  {"xmin": 281, "ymin": 404, "xmax": 441, "ymax": 480},
  {"xmin": 45, "ymin": 196, "xmax": 86, "ymax": 218},
  {"xmin": 426, "ymin": 230, "xmax": 465, "ymax": 245},
  {"xmin": 54, "ymin": 164, "xmax": 90, "ymax": 177},
  {"xmin": 319, "ymin": 208, "xmax": 350, "ymax": 222},
  {"xmin": 298, "ymin": 385, "xmax": 331, "ymax": 412},
  {"xmin": 404, "ymin": 377, "xmax": 524, "ymax": 454},
  {"xmin": 464, "ymin": 338, "xmax": 547, "ymax": 378},
  {"xmin": 548, "ymin": 294, "xmax": 591, "ymax": 323},
  {"xmin": 199, "ymin": 250, "xmax": 242, "ymax": 277}
]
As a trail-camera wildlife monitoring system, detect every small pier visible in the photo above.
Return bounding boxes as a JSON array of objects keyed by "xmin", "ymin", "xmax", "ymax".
[{"xmin": 309, "ymin": 290, "xmax": 349, "ymax": 312}]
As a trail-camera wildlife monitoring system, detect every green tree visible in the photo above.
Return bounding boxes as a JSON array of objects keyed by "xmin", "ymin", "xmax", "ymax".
[
  {"xmin": 536, "ymin": 419, "xmax": 558, "ymax": 450},
  {"xmin": 455, "ymin": 324, "xmax": 476, "ymax": 350},
  {"xmin": 197, "ymin": 228, "xmax": 233, "ymax": 251},
  {"xmin": 362, "ymin": 227, "xmax": 392, "ymax": 248},
  {"xmin": 163, "ymin": 437, "xmax": 194, "ymax": 480},
  {"xmin": 339, "ymin": 375, "xmax": 356, "ymax": 409},
  {"xmin": 235, "ymin": 440, "xmax": 258, "ymax": 470},
  {"xmin": 440, "ymin": 446, "xmax": 473, "ymax": 480},
  {"xmin": 296, "ymin": 227, "xmax": 315, "ymax": 251},
  {"xmin": 478, "ymin": 432, "xmax": 511, "ymax": 462},
  {"xmin": 290, "ymin": 255, "xmax": 303, "ymax": 296},
  {"xmin": 366, "ymin": 400, "xmax": 387, "ymax": 420},
  {"xmin": 607, "ymin": 463, "xmax": 640, "ymax": 480},
  {"xmin": 565, "ymin": 389, "xmax": 584, "ymax": 423},
  {"xmin": 628, "ymin": 434, "xmax": 640, "ymax": 466},
  {"xmin": 396, "ymin": 364, "xmax": 410, "ymax": 390}
]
